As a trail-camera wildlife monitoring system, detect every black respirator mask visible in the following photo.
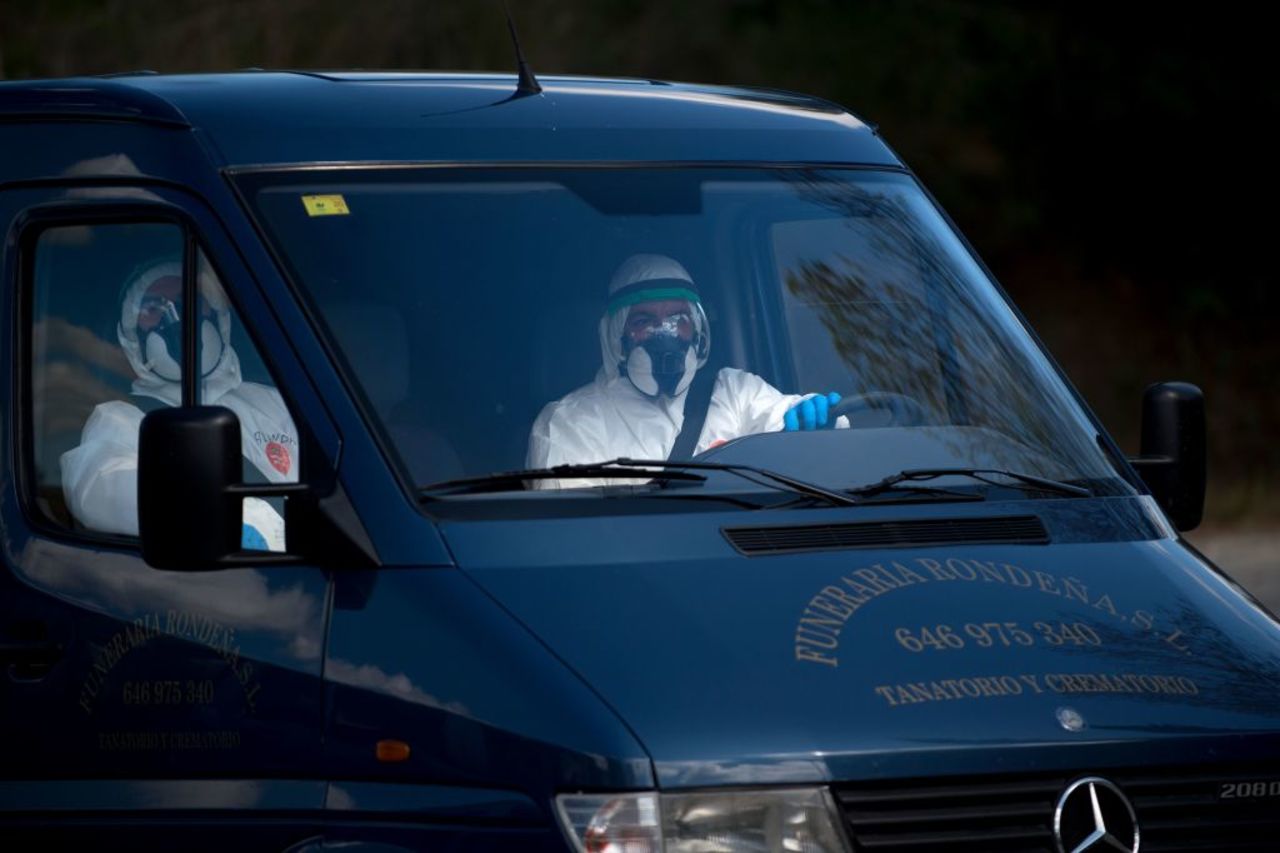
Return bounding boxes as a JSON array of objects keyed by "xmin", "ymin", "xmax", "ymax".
[
  {"xmin": 139, "ymin": 294, "xmax": 224, "ymax": 383},
  {"xmin": 620, "ymin": 316, "xmax": 700, "ymax": 398}
]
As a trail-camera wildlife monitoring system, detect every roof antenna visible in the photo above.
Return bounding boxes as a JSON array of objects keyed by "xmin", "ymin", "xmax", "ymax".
[{"xmin": 503, "ymin": 2, "xmax": 542, "ymax": 96}]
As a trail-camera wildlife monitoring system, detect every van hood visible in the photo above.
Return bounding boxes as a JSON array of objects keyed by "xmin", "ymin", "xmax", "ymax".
[{"xmin": 442, "ymin": 501, "xmax": 1280, "ymax": 788}]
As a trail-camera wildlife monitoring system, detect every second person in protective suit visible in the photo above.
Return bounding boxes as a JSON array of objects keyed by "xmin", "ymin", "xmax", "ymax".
[
  {"xmin": 527, "ymin": 253, "xmax": 844, "ymax": 488},
  {"xmin": 60, "ymin": 257, "xmax": 299, "ymax": 550}
]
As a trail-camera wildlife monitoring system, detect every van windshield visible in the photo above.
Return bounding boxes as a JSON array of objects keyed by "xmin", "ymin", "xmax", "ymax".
[{"xmin": 242, "ymin": 167, "xmax": 1131, "ymax": 501}]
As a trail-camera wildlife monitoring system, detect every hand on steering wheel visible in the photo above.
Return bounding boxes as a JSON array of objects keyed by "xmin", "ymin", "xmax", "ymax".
[{"xmin": 783, "ymin": 392, "xmax": 842, "ymax": 431}]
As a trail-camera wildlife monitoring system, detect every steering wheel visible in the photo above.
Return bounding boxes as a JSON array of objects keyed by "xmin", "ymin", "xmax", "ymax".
[{"xmin": 830, "ymin": 391, "xmax": 929, "ymax": 428}]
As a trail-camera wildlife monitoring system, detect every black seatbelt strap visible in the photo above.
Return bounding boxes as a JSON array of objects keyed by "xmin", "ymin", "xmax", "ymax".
[{"xmin": 668, "ymin": 366, "xmax": 718, "ymax": 461}]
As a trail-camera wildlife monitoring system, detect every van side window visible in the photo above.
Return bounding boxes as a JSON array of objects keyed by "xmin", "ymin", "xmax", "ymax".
[{"xmin": 29, "ymin": 221, "xmax": 299, "ymax": 550}]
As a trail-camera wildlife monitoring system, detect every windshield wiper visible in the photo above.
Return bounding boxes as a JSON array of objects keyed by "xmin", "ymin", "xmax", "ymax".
[
  {"xmin": 852, "ymin": 483, "xmax": 986, "ymax": 503},
  {"xmin": 418, "ymin": 462, "xmax": 706, "ymax": 496},
  {"xmin": 611, "ymin": 457, "xmax": 859, "ymax": 508},
  {"xmin": 849, "ymin": 467, "xmax": 1091, "ymax": 499},
  {"xmin": 419, "ymin": 457, "xmax": 858, "ymax": 508}
]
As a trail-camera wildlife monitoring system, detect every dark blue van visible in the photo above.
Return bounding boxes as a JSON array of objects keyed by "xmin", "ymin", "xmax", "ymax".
[{"xmin": 1, "ymin": 71, "xmax": 1276, "ymax": 852}]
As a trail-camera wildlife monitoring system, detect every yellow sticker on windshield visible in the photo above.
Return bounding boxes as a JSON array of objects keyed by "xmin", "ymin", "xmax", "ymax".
[{"xmin": 301, "ymin": 194, "xmax": 350, "ymax": 217}]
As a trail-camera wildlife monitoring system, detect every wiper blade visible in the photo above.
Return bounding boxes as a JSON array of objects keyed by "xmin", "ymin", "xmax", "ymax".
[
  {"xmin": 418, "ymin": 462, "xmax": 706, "ymax": 496},
  {"xmin": 849, "ymin": 467, "xmax": 1091, "ymax": 499},
  {"xmin": 853, "ymin": 483, "xmax": 986, "ymax": 503},
  {"xmin": 611, "ymin": 457, "xmax": 859, "ymax": 508},
  {"xmin": 419, "ymin": 457, "xmax": 859, "ymax": 508}
]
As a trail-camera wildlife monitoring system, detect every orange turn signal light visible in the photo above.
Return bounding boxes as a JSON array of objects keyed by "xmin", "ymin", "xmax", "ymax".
[{"xmin": 376, "ymin": 739, "xmax": 411, "ymax": 762}]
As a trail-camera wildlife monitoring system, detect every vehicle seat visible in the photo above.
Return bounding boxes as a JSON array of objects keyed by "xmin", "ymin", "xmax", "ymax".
[
  {"xmin": 326, "ymin": 301, "xmax": 464, "ymax": 485},
  {"xmin": 528, "ymin": 297, "xmax": 603, "ymax": 413}
]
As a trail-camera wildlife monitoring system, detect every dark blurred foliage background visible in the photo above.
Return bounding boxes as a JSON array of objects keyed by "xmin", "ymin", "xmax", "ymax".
[{"xmin": 2, "ymin": 0, "xmax": 1276, "ymax": 524}]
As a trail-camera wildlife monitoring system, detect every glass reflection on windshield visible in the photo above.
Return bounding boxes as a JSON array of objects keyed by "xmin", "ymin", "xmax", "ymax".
[{"xmin": 244, "ymin": 168, "xmax": 1129, "ymax": 503}]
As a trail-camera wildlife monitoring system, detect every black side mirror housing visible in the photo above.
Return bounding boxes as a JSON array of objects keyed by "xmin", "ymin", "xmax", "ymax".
[
  {"xmin": 138, "ymin": 406, "xmax": 244, "ymax": 569},
  {"xmin": 139, "ymin": 406, "xmax": 376, "ymax": 571},
  {"xmin": 139, "ymin": 405, "xmax": 325, "ymax": 570},
  {"xmin": 1130, "ymin": 382, "xmax": 1206, "ymax": 532}
]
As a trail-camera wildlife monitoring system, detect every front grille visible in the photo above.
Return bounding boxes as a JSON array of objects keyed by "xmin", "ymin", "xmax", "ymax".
[
  {"xmin": 723, "ymin": 515, "xmax": 1048, "ymax": 555},
  {"xmin": 836, "ymin": 774, "xmax": 1062, "ymax": 851},
  {"xmin": 834, "ymin": 766, "xmax": 1280, "ymax": 851}
]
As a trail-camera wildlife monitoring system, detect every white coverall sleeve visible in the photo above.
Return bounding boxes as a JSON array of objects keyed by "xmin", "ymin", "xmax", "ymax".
[
  {"xmin": 697, "ymin": 367, "xmax": 848, "ymax": 453},
  {"xmin": 59, "ymin": 401, "xmax": 146, "ymax": 536},
  {"xmin": 526, "ymin": 398, "xmax": 614, "ymax": 489},
  {"xmin": 242, "ymin": 497, "xmax": 287, "ymax": 552}
]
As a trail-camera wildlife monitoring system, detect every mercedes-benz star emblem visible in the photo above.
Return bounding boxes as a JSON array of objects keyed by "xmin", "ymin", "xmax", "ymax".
[{"xmin": 1054, "ymin": 777, "xmax": 1140, "ymax": 853}]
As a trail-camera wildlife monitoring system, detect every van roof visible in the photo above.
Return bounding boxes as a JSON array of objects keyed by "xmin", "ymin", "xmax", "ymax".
[{"xmin": 0, "ymin": 71, "xmax": 901, "ymax": 168}]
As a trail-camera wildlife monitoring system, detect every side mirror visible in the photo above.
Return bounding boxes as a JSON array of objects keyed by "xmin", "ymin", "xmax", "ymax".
[
  {"xmin": 139, "ymin": 406, "xmax": 242, "ymax": 568},
  {"xmin": 1129, "ymin": 382, "xmax": 1206, "ymax": 532},
  {"xmin": 139, "ymin": 406, "xmax": 306, "ymax": 570}
]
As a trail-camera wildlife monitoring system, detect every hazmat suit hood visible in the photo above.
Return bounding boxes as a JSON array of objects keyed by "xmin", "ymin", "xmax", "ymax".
[
  {"xmin": 598, "ymin": 253, "xmax": 710, "ymax": 396},
  {"xmin": 117, "ymin": 258, "xmax": 242, "ymax": 406}
]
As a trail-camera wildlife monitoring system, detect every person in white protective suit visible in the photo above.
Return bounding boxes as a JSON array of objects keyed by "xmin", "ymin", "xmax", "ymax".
[
  {"xmin": 527, "ymin": 253, "xmax": 845, "ymax": 488},
  {"xmin": 60, "ymin": 258, "xmax": 298, "ymax": 550}
]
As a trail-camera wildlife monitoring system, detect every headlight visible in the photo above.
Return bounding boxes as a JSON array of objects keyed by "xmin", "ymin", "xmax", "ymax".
[
  {"xmin": 558, "ymin": 792, "xmax": 663, "ymax": 853},
  {"xmin": 556, "ymin": 788, "xmax": 850, "ymax": 852}
]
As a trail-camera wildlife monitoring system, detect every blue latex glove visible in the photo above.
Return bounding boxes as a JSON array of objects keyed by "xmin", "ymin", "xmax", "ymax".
[
  {"xmin": 241, "ymin": 523, "xmax": 269, "ymax": 551},
  {"xmin": 783, "ymin": 392, "xmax": 842, "ymax": 431}
]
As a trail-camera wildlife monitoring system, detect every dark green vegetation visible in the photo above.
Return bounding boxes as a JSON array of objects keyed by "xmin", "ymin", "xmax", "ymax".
[{"xmin": 3, "ymin": 1, "xmax": 1273, "ymax": 521}]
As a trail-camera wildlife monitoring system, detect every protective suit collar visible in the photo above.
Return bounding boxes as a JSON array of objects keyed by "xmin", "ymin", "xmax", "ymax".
[{"xmin": 117, "ymin": 258, "xmax": 243, "ymax": 406}]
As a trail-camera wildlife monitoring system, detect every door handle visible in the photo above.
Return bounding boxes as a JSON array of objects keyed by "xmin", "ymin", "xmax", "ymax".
[
  {"xmin": 0, "ymin": 639, "xmax": 64, "ymax": 663},
  {"xmin": 0, "ymin": 639, "xmax": 65, "ymax": 675}
]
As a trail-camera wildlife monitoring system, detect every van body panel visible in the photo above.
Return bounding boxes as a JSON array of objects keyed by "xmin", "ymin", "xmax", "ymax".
[
  {"xmin": 3, "ymin": 73, "xmax": 900, "ymax": 170},
  {"xmin": 325, "ymin": 568, "xmax": 655, "ymax": 790},
  {"xmin": 0, "ymin": 779, "xmax": 561, "ymax": 851},
  {"xmin": 0, "ymin": 121, "xmax": 204, "ymax": 186},
  {"xmin": 445, "ymin": 499, "xmax": 1280, "ymax": 788}
]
